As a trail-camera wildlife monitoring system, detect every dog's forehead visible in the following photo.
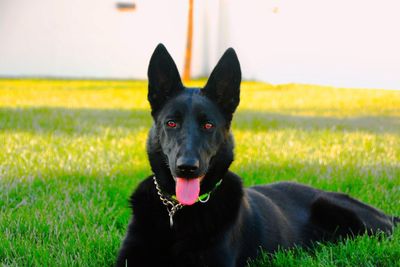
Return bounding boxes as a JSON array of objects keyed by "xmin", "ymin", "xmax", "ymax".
[{"xmin": 162, "ymin": 88, "xmax": 221, "ymax": 118}]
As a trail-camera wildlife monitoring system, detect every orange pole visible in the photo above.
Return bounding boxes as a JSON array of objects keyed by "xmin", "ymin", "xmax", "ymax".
[{"xmin": 183, "ymin": 0, "xmax": 193, "ymax": 82}]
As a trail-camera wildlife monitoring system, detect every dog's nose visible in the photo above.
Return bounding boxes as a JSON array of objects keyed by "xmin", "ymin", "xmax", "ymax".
[{"xmin": 176, "ymin": 157, "xmax": 199, "ymax": 175}]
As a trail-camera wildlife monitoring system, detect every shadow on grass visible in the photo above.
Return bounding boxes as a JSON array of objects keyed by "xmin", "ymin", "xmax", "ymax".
[
  {"xmin": 0, "ymin": 107, "xmax": 399, "ymax": 135},
  {"xmin": 234, "ymin": 110, "xmax": 400, "ymax": 135},
  {"xmin": 0, "ymin": 107, "xmax": 152, "ymax": 135}
]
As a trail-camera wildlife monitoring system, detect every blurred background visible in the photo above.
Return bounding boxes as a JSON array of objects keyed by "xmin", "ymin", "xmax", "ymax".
[{"xmin": 0, "ymin": 0, "xmax": 399, "ymax": 89}]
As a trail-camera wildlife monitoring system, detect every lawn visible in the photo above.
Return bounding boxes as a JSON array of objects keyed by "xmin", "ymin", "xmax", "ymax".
[{"xmin": 0, "ymin": 79, "xmax": 399, "ymax": 266}]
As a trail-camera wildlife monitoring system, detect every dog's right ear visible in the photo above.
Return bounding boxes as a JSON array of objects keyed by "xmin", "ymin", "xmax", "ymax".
[
  {"xmin": 148, "ymin": 44, "xmax": 183, "ymax": 117},
  {"xmin": 203, "ymin": 48, "xmax": 241, "ymax": 122}
]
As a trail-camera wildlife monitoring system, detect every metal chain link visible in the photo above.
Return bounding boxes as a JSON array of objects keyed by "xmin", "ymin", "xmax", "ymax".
[{"xmin": 153, "ymin": 176, "xmax": 183, "ymax": 227}]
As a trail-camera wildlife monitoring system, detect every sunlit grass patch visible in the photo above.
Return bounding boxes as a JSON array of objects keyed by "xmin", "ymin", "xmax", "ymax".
[{"xmin": 0, "ymin": 79, "xmax": 399, "ymax": 266}]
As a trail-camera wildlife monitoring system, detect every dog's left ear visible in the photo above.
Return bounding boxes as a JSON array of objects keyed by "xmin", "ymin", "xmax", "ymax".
[
  {"xmin": 148, "ymin": 44, "xmax": 183, "ymax": 117},
  {"xmin": 203, "ymin": 48, "xmax": 241, "ymax": 119}
]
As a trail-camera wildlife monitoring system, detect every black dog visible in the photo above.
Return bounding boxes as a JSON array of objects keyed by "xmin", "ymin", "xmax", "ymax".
[{"xmin": 117, "ymin": 44, "xmax": 399, "ymax": 267}]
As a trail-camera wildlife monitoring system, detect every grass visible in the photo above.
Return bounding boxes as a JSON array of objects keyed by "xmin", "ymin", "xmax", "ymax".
[{"xmin": 0, "ymin": 79, "xmax": 399, "ymax": 266}]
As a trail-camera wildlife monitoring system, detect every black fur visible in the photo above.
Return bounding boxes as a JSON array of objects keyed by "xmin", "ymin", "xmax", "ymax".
[{"xmin": 117, "ymin": 44, "xmax": 399, "ymax": 267}]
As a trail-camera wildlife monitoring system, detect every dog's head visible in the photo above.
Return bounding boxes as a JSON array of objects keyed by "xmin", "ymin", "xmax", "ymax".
[{"xmin": 146, "ymin": 44, "xmax": 241, "ymax": 205}]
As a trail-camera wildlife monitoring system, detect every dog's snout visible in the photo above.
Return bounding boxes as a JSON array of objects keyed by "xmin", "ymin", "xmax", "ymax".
[{"xmin": 176, "ymin": 157, "xmax": 199, "ymax": 175}]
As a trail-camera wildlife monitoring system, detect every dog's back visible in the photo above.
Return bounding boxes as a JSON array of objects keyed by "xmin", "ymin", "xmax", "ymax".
[{"xmin": 245, "ymin": 182, "xmax": 396, "ymax": 247}]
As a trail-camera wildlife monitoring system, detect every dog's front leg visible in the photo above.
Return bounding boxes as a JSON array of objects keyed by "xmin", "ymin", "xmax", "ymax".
[
  {"xmin": 116, "ymin": 223, "xmax": 171, "ymax": 267},
  {"xmin": 172, "ymin": 243, "xmax": 237, "ymax": 267},
  {"xmin": 116, "ymin": 236, "xmax": 152, "ymax": 267}
]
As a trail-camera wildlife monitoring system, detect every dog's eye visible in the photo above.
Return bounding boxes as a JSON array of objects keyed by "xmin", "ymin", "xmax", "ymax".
[
  {"xmin": 203, "ymin": 122, "xmax": 214, "ymax": 130},
  {"xmin": 166, "ymin": 120, "xmax": 177, "ymax": 128}
]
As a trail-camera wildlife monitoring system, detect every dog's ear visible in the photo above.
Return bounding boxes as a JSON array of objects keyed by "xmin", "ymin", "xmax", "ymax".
[
  {"xmin": 203, "ymin": 48, "xmax": 241, "ymax": 120},
  {"xmin": 148, "ymin": 44, "xmax": 183, "ymax": 116}
]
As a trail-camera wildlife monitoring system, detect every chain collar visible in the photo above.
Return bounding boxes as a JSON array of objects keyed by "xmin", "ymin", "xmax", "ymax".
[
  {"xmin": 152, "ymin": 176, "xmax": 222, "ymax": 228},
  {"xmin": 153, "ymin": 176, "xmax": 183, "ymax": 228}
]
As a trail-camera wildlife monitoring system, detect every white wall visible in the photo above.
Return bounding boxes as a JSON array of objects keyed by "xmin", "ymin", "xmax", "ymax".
[
  {"xmin": 0, "ymin": 0, "xmax": 191, "ymax": 78},
  {"xmin": 226, "ymin": 0, "xmax": 400, "ymax": 89},
  {"xmin": 1, "ymin": 0, "xmax": 399, "ymax": 89}
]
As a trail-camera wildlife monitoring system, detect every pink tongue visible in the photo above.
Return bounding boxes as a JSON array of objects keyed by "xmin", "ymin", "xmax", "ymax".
[{"xmin": 175, "ymin": 177, "xmax": 201, "ymax": 205}]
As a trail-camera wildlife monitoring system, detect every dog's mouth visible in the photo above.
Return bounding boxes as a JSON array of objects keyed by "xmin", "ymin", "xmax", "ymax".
[{"xmin": 173, "ymin": 175, "xmax": 205, "ymax": 205}]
